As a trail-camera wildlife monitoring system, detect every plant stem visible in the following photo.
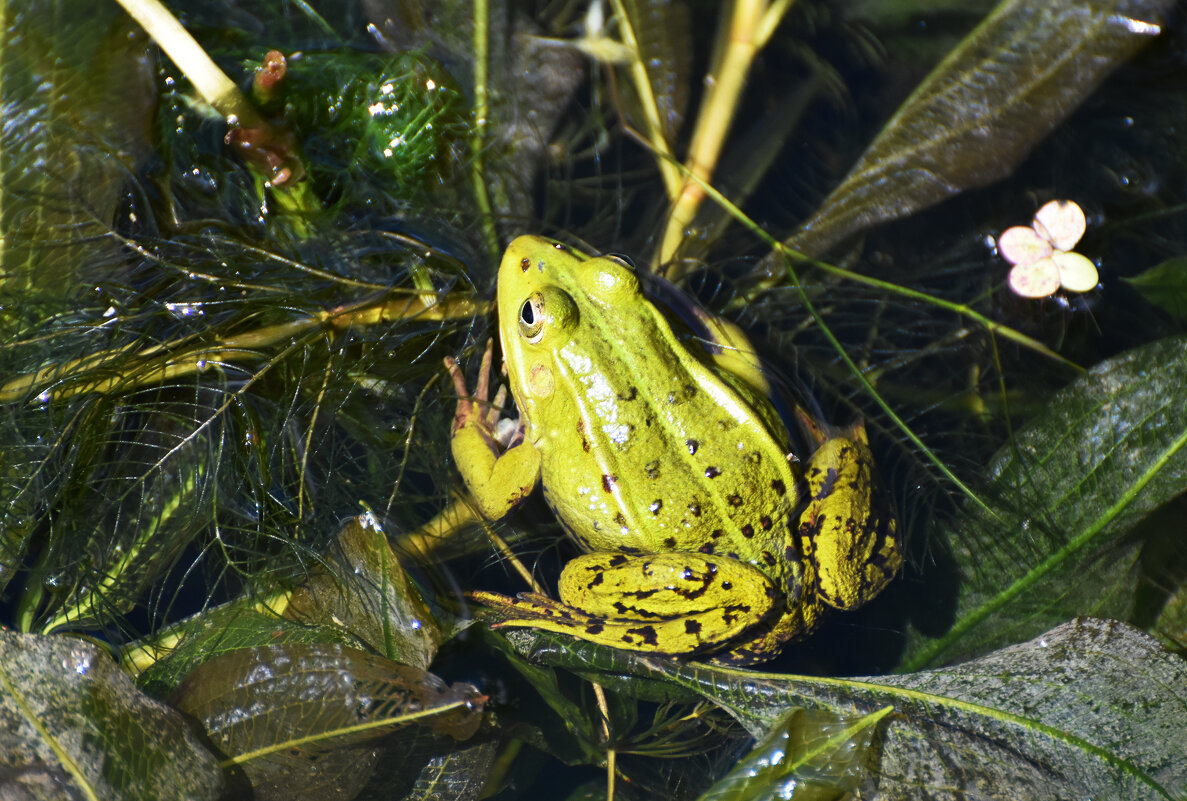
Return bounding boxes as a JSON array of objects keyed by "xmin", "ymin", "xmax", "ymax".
[{"xmin": 113, "ymin": 0, "xmax": 264, "ymax": 128}]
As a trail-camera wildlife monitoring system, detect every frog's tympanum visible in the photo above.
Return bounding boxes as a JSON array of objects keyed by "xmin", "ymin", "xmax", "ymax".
[{"xmin": 448, "ymin": 236, "xmax": 900, "ymax": 664}]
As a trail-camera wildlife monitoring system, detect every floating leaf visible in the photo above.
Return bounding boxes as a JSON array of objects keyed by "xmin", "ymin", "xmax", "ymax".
[
  {"xmin": 765, "ymin": 0, "xmax": 1172, "ymax": 266},
  {"xmin": 1032, "ymin": 199, "xmax": 1086, "ymax": 251},
  {"xmin": 128, "ymin": 598, "xmax": 353, "ymax": 697},
  {"xmin": 171, "ymin": 643, "xmax": 485, "ymax": 801},
  {"xmin": 618, "ymin": 0, "xmax": 691, "ymax": 142},
  {"xmin": 285, "ymin": 514, "xmax": 442, "ymax": 668},
  {"xmin": 391, "ymin": 739, "xmax": 500, "ymax": 801},
  {"xmin": 696, "ymin": 705, "xmax": 889, "ymax": 801},
  {"xmin": 1125, "ymin": 256, "xmax": 1187, "ymax": 322},
  {"xmin": 0, "ymin": 632, "xmax": 224, "ymax": 800},
  {"xmin": 1000, "ymin": 199, "xmax": 1097, "ymax": 297},
  {"xmin": 501, "ymin": 618, "xmax": 1187, "ymax": 800},
  {"xmin": 905, "ymin": 336, "xmax": 1187, "ymax": 669}
]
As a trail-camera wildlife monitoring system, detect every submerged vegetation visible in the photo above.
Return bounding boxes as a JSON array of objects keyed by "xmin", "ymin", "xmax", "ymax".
[{"xmin": 1, "ymin": 0, "xmax": 1186, "ymax": 798}]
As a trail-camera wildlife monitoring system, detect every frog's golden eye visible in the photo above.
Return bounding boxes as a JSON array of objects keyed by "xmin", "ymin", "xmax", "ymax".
[{"xmin": 519, "ymin": 293, "xmax": 546, "ymax": 342}]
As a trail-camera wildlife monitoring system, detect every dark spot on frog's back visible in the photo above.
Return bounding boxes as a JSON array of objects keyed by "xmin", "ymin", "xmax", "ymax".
[
  {"xmin": 688, "ymin": 501, "xmax": 702, "ymax": 517},
  {"xmin": 603, "ymin": 474, "xmax": 617, "ymax": 493},
  {"xmin": 728, "ymin": 493, "xmax": 743, "ymax": 507},
  {"xmin": 520, "ymin": 257, "xmax": 530, "ymax": 272},
  {"xmin": 684, "ymin": 619, "xmax": 702, "ymax": 635},
  {"xmin": 686, "ymin": 439, "xmax": 699, "ymax": 455},
  {"xmin": 771, "ymin": 479, "xmax": 786, "ymax": 496},
  {"xmin": 741, "ymin": 524, "xmax": 754, "ymax": 538},
  {"xmin": 705, "ymin": 466, "xmax": 722, "ymax": 479},
  {"xmin": 650, "ymin": 499, "xmax": 663, "ymax": 515},
  {"xmin": 645, "ymin": 459, "xmax": 661, "ymax": 479},
  {"xmin": 761, "ymin": 550, "xmax": 776, "ymax": 566},
  {"xmin": 618, "ymin": 386, "xmax": 638, "ymax": 401},
  {"xmin": 585, "ymin": 622, "xmax": 604, "ymax": 635},
  {"xmin": 608, "ymin": 554, "xmax": 629, "ymax": 567},
  {"xmin": 663, "ymin": 536, "xmax": 676, "ymax": 548}
]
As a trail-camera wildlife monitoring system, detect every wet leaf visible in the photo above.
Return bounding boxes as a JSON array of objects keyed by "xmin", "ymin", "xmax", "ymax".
[
  {"xmin": 379, "ymin": 739, "xmax": 500, "ymax": 801},
  {"xmin": 128, "ymin": 598, "xmax": 354, "ymax": 698},
  {"xmin": 1125, "ymin": 256, "xmax": 1187, "ymax": 322},
  {"xmin": 905, "ymin": 336, "xmax": 1187, "ymax": 669},
  {"xmin": 696, "ymin": 706, "xmax": 889, "ymax": 801},
  {"xmin": 767, "ymin": 0, "xmax": 1173, "ymax": 264},
  {"xmin": 500, "ymin": 618, "xmax": 1187, "ymax": 800},
  {"xmin": 0, "ymin": 1, "xmax": 155, "ymax": 299},
  {"xmin": 618, "ymin": 0, "xmax": 691, "ymax": 142},
  {"xmin": 0, "ymin": 632, "xmax": 224, "ymax": 800},
  {"xmin": 285, "ymin": 514, "xmax": 442, "ymax": 668},
  {"xmin": 170, "ymin": 642, "xmax": 484, "ymax": 801}
]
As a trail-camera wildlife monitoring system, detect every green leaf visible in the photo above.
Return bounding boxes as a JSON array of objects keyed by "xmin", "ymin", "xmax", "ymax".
[
  {"xmin": 501, "ymin": 618, "xmax": 1187, "ymax": 800},
  {"xmin": 765, "ymin": 0, "xmax": 1173, "ymax": 263},
  {"xmin": 285, "ymin": 514, "xmax": 442, "ymax": 668},
  {"xmin": 389, "ymin": 739, "xmax": 500, "ymax": 801},
  {"xmin": 127, "ymin": 597, "xmax": 354, "ymax": 698},
  {"xmin": 0, "ymin": 631, "xmax": 224, "ymax": 801},
  {"xmin": 1124, "ymin": 256, "xmax": 1187, "ymax": 322},
  {"xmin": 905, "ymin": 336, "xmax": 1187, "ymax": 669},
  {"xmin": 0, "ymin": 1, "xmax": 154, "ymax": 300},
  {"xmin": 696, "ymin": 706, "xmax": 890, "ymax": 801},
  {"xmin": 170, "ymin": 642, "xmax": 485, "ymax": 801}
]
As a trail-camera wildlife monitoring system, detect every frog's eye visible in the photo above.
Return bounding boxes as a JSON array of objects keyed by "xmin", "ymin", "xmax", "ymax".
[
  {"xmin": 604, "ymin": 253, "xmax": 636, "ymax": 271},
  {"xmin": 519, "ymin": 293, "xmax": 546, "ymax": 342}
]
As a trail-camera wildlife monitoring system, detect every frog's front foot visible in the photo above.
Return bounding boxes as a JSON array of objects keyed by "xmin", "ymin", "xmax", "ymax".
[
  {"xmin": 445, "ymin": 338, "xmax": 521, "ymax": 449},
  {"xmin": 474, "ymin": 552, "xmax": 785, "ymax": 658},
  {"xmin": 446, "ymin": 339, "xmax": 541, "ymax": 520}
]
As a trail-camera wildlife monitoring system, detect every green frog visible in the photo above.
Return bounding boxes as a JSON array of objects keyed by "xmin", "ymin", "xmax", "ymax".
[{"xmin": 447, "ymin": 236, "xmax": 899, "ymax": 664}]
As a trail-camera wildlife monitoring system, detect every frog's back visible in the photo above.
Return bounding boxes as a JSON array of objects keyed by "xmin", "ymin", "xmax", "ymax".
[{"xmin": 531, "ymin": 288, "xmax": 799, "ymax": 578}]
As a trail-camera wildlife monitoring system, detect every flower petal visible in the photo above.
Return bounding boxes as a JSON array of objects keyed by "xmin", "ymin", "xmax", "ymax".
[
  {"xmin": 1033, "ymin": 199, "xmax": 1086, "ymax": 251},
  {"xmin": 1008, "ymin": 258, "xmax": 1061, "ymax": 298},
  {"xmin": 998, "ymin": 226, "xmax": 1053, "ymax": 266},
  {"xmin": 1053, "ymin": 251, "xmax": 1099, "ymax": 292}
]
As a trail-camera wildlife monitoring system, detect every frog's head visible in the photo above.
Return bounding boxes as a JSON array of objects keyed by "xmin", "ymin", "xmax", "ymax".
[{"xmin": 496, "ymin": 236, "xmax": 644, "ymax": 433}]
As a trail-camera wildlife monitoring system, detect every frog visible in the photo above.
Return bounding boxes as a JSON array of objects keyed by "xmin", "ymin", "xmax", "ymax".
[{"xmin": 446, "ymin": 235, "xmax": 900, "ymax": 664}]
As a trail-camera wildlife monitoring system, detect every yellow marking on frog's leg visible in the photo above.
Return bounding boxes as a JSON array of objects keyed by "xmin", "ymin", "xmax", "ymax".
[
  {"xmin": 474, "ymin": 552, "xmax": 781, "ymax": 656},
  {"xmin": 798, "ymin": 434, "xmax": 901, "ymax": 611},
  {"xmin": 447, "ymin": 341, "xmax": 542, "ymax": 521}
]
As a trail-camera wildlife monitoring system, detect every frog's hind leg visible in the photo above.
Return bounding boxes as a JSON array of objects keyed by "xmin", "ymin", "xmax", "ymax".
[
  {"xmin": 798, "ymin": 428, "xmax": 901, "ymax": 611},
  {"xmin": 472, "ymin": 552, "xmax": 781, "ymax": 656}
]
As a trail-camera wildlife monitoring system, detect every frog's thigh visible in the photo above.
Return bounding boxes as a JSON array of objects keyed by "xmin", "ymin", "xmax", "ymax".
[
  {"xmin": 800, "ymin": 437, "xmax": 901, "ymax": 611},
  {"xmin": 555, "ymin": 552, "xmax": 780, "ymax": 654}
]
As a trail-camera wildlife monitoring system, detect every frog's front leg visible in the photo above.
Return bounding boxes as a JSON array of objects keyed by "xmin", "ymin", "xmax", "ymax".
[
  {"xmin": 447, "ymin": 339, "xmax": 542, "ymax": 521},
  {"xmin": 473, "ymin": 553, "xmax": 781, "ymax": 656},
  {"xmin": 798, "ymin": 424, "xmax": 901, "ymax": 611}
]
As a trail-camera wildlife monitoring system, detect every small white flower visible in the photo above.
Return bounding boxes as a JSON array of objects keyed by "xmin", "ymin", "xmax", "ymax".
[{"xmin": 999, "ymin": 200, "xmax": 1098, "ymax": 299}]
